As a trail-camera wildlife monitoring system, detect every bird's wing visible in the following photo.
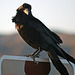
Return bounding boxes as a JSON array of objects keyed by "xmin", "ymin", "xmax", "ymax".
[
  {"xmin": 31, "ymin": 18, "xmax": 63, "ymax": 44},
  {"xmin": 43, "ymin": 25, "xmax": 63, "ymax": 44}
]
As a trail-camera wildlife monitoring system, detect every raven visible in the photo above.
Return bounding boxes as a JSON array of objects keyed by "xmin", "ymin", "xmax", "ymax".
[{"xmin": 12, "ymin": 3, "xmax": 75, "ymax": 75}]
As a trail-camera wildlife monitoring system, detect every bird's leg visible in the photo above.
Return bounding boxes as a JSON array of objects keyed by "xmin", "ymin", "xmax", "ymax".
[
  {"xmin": 31, "ymin": 50, "xmax": 39, "ymax": 57},
  {"xmin": 24, "ymin": 50, "xmax": 39, "ymax": 57},
  {"xmin": 24, "ymin": 47, "xmax": 42, "ymax": 64},
  {"xmin": 33, "ymin": 50, "xmax": 42, "ymax": 64},
  {"xmin": 34, "ymin": 50, "xmax": 41, "ymax": 57},
  {"xmin": 32, "ymin": 47, "xmax": 42, "ymax": 64}
]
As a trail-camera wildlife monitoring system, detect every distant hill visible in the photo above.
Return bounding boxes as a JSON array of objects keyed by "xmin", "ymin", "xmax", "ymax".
[{"xmin": 0, "ymin": 33, "xmax": 75, "ymax": 58}]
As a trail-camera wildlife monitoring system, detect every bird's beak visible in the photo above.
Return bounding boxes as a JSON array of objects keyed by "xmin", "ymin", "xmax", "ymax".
[{"xmin": 23, "ymin": 8, "xmax": 30, "ymax": 15}]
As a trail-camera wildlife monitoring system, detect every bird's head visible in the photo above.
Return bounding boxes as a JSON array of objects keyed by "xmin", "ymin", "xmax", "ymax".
[
  {"xmin": 12, "ymin": 3, "xmax": 32, "ymax": 30},
  {"xmin": 17, "ymin": 3, "xmax": 32, "ymax": 15}
]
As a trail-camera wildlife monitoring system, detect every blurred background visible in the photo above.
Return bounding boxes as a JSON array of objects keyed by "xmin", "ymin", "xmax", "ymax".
[{"xmin": 0, "ymin": 0, "xmax": 75, "ymax": 58}]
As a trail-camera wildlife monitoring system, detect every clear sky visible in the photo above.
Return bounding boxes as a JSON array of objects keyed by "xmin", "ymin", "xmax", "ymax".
[{"xmin": 0, "ymin": 0, "xmax": 75, "ymax": 34}]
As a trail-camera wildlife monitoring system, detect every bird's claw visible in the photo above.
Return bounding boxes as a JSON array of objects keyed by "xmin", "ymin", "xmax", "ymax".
[
  {"xmin": 24, "ymin": 54, "xmax": 39, "ymax": 64},
  {"xmin": 32, "ymin": 56, "xmax": 39, "ymax": 64}
]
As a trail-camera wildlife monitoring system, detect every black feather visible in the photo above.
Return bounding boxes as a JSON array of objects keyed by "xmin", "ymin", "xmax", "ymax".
[
  {"xmin": 12, "ymin": 3, "xmax": 75, "ymax": 75},
  {"xmin": 47, "ymin": 49, "xmax": 69, "ymax": 75}
]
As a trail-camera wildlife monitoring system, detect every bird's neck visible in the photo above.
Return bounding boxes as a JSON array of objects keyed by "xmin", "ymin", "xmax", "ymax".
[{"xmin": 29, "ymin": 12, "xmax": 35, "ymax": 20}]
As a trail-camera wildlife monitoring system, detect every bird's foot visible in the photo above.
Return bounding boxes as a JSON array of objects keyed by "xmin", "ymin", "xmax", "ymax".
[
  {"xmin": 24, "ymin": 49, "xmax": 41, "ymax": 64},
  {"xmin": 24, "ymin": 54, "xmax": 39, "ymax": 64},
  {"xmin": 32, "ymin": 56, "xmax": 39, "ymax": 64}
]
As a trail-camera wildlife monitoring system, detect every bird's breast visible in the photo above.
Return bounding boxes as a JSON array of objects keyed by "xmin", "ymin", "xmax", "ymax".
[
  {"xmin": 18, "ymin": 26, "xmax": 40, "ymax": 49},
  {"xmin": 15, "ymin": 24, "xmax": 23, "ymax": 31}
]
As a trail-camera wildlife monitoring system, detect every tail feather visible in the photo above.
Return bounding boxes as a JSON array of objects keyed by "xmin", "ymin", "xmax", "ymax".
[
  {"xmin": 59, "ymin": 47, "xmax": 75, "ymax": 64},
  {"xmin": 47, "ymin": 48, "xmax": 69, "ymax": 75},
  {"xmin": 53, "ymin": 44, "xmax": 75, "ymax": 64}
]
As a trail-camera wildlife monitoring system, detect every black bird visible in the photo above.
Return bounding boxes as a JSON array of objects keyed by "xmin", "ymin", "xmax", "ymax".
[{"xmin": 12, "ymin": 3, "xmax": 75, "ymax": 75}]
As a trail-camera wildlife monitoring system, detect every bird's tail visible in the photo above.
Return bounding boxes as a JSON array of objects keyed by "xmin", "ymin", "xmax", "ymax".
[
  {"xmin": 47, "ymin": 48, "xmax": 69, "ymax": 75},
  {"xmin": 53, "ymin": 44, "xmax": 75, "ymax": 64}
]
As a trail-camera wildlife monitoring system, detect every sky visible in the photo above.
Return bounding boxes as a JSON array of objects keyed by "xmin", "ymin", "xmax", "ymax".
[{"xmin": 0, "ymin": 0, "xmax": 75, "ymax": 34}]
